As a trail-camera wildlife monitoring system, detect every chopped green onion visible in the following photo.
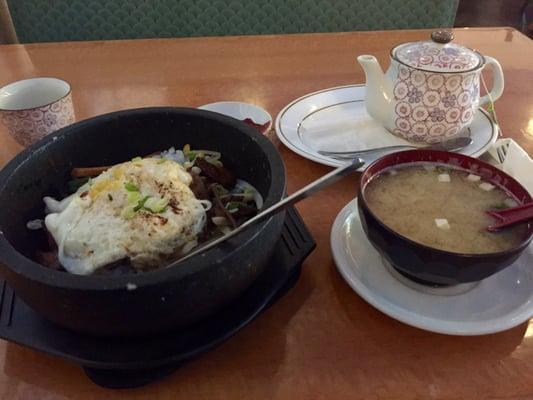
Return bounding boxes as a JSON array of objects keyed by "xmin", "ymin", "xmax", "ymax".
[
  {"xmin": 134, "ymin": 195, "xmax": 151, "ymax": 212},
  {"xmin": 131, "ymin": 156, "xmax": 142, "ymax": 162},
  {"xmin": 188, "ymin": 151, "xmax": 197, "ymax": 161},
  {"xmin": 124, "ymin": 181, "xmax": 139, "ymax": 192},
  {"xmin": 88, "ymin": 177, "xmax": 93, "ymax": 186},
  {"xmin": 127, "ymin": 191, "xmax": 141, "ymax": 204},
  {"xmin": 144, "ymin": 197, "xmax": 168, "ymax": 213},
  {"xmin": 183, "ymin": 144, "xmax": 191, "ymax": 154},
  {"xmin": 492, "ymin": 203, "xmax": 507, "ymax": 210},
  {"xmin": 204, "ymin": 151, "xmax": 221, "ymax": 159},
  {"xmin": 207, "ymin": 159, "xmax": 223, "ymax": 167},
  {"xmin": 225, "ymin": 202, "xmax": 241, "ymax": 211},
  {"xmin": 157, "ymin": 158, "xmax": 167, "ymax": 164},
  {"xmin": 121, "ymin": 205, "xmax": 136, "ymax": 220},
  {"xmin": 242, "ymin": 186, "xmax": 255, "ymax": 202},
  {"xmin": 212, "ymin": 184, "xmax": 228, "ymax": 197}
]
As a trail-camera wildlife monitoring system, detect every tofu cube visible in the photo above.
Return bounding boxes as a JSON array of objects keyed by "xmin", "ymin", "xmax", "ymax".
[
  {"xmin": 479, "ymin": 182, "xmax": 495, "ymax": 191},
  {"xmin": 435, "ymin": 218, "xmax": 450, "ymax": 230},
  {"xmin": 467, "ymin": 174, "xmax": 481, "ymax": 182},
  {"xmin": 438, "ymin": 173, "xmax": 451, "ymax": 182}
]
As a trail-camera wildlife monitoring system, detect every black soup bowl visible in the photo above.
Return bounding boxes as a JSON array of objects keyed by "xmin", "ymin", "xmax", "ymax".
[
  {"xmin": 358, "ymin": 150, "xmax": 533, "ymax": 286},
  {"xmin": 0, "ymin": 107, "xmax": 286, "ymax": 336}
]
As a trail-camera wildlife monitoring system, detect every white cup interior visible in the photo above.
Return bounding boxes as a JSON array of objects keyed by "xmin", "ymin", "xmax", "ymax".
[{"xmin": 0, "ymin": 77, "xmax": 70, "ymax": 111}]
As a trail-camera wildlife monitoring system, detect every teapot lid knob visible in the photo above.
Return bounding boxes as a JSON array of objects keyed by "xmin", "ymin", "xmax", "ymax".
[{"xmin": 431, "ymin": 30, "xmax": 454, "ymax": 44}]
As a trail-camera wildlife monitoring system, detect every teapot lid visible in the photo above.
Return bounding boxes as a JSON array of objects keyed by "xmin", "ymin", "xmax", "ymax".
[{"xmin": 392, "ymin": 31, "xmax": 484, "ymax": 73}]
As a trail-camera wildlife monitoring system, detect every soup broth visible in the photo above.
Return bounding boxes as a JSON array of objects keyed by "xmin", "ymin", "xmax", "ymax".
[{"xmin": 363, "ymin": 163, "xmax": 528, "ymax": 254}]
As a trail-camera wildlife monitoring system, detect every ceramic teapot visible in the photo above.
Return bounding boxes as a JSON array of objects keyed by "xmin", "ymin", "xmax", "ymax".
[{"xmin": 357, "ymin": 30, "xmax": 504, "ymax": 143}]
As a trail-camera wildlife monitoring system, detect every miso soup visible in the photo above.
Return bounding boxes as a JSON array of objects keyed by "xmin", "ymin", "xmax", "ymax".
[{"xmin": 363, "ymin": 163, "xmax": 528, "ymax": 254}]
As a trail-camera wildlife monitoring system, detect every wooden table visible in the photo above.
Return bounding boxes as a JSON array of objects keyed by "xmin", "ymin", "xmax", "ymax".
[{"xmin": 0, "ymin": 27, "xmax": 532, "ymax": 399}]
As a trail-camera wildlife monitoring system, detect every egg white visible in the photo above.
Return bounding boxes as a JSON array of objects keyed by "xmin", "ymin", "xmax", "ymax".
[{"xmin": 44, "ymin": 158, "xmax": 207, "ymax": 275}]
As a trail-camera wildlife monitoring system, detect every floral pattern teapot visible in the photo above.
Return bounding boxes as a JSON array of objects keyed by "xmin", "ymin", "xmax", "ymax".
[{"xmin": 357, "ymin": 30, "xmax": 504, "ymax": 143}]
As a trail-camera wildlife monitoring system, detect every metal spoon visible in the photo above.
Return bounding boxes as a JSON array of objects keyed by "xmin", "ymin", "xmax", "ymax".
[
  {"xmin": 176, "ymin": 157, "xmax": 365, "ymax": 263},
  {"xmin": 318, "ymin": 136, "xmax": 473, "ymax": 159}
]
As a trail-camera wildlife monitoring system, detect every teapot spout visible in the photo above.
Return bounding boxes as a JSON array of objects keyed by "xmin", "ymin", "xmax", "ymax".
[{"xmin": 357, "ymin": 55, "xmax": 392, "ymax": 124}]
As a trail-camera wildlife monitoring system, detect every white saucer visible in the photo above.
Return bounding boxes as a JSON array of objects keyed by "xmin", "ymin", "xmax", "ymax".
[
  {"xmin": 199, "ymin": 101, "xmax": 272, "ymax": 134},
  {"xmin": 331, "ymin": 199, "xmax": 533, "ymax": 336},
  {"xmin": 276, "ymin": 85, "xmax": 499, "ymax": 168}
]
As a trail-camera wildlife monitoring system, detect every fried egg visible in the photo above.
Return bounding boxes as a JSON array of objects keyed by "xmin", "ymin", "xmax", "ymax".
[{"xmin": 44, "ymin": 158, "xmax": 207, "ymax": 275}]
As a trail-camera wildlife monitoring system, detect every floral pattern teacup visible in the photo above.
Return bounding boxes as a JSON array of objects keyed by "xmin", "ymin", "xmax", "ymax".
[{"xmin": 0, "ymin": 78, "xmax": 75, "ymax": 147}]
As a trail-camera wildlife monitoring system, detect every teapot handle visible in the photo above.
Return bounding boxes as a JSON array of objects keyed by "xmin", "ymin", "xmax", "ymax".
[{"xmin": 479, "ymin": 56, "xmax": 504, "ymax": 106}]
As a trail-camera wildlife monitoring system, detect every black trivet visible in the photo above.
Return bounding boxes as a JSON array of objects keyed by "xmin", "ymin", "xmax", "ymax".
[{"xmin": 0, "ymin": 206, "xmax": 315, "ymax": 389}]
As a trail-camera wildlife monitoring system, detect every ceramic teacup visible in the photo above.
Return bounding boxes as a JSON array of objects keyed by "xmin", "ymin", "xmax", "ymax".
[{"xmin": 0, "ymin": 77, "xmax": 75, "ymax": 146}]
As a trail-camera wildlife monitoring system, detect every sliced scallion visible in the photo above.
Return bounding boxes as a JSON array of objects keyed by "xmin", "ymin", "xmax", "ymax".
[
  {"xmin": 241, "ymin": 186, "xmax": 255, "ymax": 202},
  {"xmin": 187, "ymin": 151, "xmax": 197, "ymax": 161},
  {"xmin": 144, "ymin": 197, "xmax": 168, "ymax": 213},
  {"xmin": 124, "ymin": 181, "xmax": 139, "ymax": 192},
  {"xmin": 127, "ymin": 191, "xmax": 141, "ymax": 204},
  {"xmin": 212, "ymin": 184, "xmax": 228, "ymax": 197},
  {"xmin": 207, "ymin": 159, "xmax": 223, "ymax": 167},
  {"xmin": 225, "ymin": 202, "xmax": 241, "ymax": 211},
  {"xmin": 134, "ymin": 195, "xmax": 151, "ymax": 212}
]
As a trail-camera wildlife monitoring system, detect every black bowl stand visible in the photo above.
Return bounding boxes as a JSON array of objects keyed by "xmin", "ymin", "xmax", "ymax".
[{"xmin": 0, "ymin": 206, "xmax": 315, "ymax": 389}]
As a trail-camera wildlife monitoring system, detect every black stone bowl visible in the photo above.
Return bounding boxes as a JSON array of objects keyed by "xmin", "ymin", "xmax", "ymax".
[
  {"xmin": 0, "ymin": 107, "xmax": 286, "ymax": 336},
  {"xmin": 358, "ymin": 150, "xmax": 533, "ymax": 286}
]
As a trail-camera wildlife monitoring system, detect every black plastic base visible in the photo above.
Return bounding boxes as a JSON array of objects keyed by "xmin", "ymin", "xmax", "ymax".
[
  {"xmin": 84, "ymin": 264, "xmax": 302, "ymax": 389},
  {"xmin": 0, "ymin": 207, "xmax": 315, "ymax": 389}
]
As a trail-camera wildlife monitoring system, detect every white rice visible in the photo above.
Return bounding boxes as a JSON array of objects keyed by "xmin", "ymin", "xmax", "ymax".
[{"xmin": 157, "ymin": 147, "xmax": 186, "ymax": 164}]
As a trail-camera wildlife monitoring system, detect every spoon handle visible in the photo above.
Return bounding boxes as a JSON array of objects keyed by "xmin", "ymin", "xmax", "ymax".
[
  {"xmin": 486, "ymin": 202, "xmax": 533, "ymax": 232},
  {"xmin": 318, "ymin": 137, "xmax": 472, "ymax": 159},
  {"xmin": 319, "ymin": 145, "xmax": 413, "ymax": 157},
  {"xmin": 176, "ymin": 158, "xmax": 365, "ymax": 263}
]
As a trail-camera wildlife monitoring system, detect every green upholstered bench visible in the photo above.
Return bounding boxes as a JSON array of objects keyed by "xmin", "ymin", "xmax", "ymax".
[{"xmin": 7, "ymin": 0, "xmax": 459, "ymax": 43}]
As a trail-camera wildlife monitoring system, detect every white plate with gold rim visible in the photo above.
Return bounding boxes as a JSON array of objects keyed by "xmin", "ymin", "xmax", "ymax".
[
  {"xmin": 331, "ymin": 199, "xmax": 533, "ymax": 336},
  {"xmin": 275, "ymin": 85, "xmax": 499, "ymax": 168}
]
